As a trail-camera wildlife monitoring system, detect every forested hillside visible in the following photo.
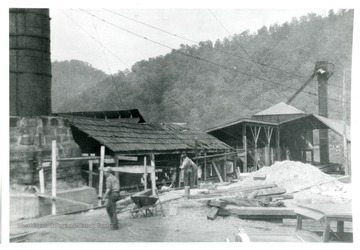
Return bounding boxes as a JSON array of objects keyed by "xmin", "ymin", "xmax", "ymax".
[
  {"xmin": 52, "ymin": 60, "xmax": 108, "ymax": 112},
  {"xmin": 52, "ymin": 10, "xmax": 353, "ymax": 130}
]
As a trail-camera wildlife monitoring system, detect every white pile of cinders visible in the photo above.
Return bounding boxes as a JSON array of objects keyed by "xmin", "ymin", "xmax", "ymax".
[{"xmin": 234, "ymin": 161, "xmax": 351, "ymax": 204}]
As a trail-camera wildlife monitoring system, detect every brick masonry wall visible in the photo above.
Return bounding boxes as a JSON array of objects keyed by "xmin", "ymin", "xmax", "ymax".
[{"xmin": 10, "ymin": 116, "xmax": 86, "ymax": 190}]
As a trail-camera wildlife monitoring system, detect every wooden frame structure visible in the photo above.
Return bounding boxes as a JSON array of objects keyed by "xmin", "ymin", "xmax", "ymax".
[
  {"xmin": 207, "ymin": 119, "xmax": 279, "ymax": 173},
  {"xmin": 39, "ymin": 142, "xmax": 159, "ymax": 214}
]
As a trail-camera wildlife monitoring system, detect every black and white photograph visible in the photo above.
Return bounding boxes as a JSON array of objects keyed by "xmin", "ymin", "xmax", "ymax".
[{"xmin": 4, "ymin": 0, "xmax": 359, "ymax": 245}]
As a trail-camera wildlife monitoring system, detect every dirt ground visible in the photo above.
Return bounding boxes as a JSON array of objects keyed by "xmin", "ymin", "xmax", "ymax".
[
  {"xmin": 10, "ymin": 196, "xmax": 295, "ymax": 242},
  {"xmin": 11, "ymin": 161, "xmax": 351, "ymax": 242}
]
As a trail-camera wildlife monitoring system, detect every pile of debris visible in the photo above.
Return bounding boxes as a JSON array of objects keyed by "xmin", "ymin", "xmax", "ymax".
[
  {"xmin": 235, "ymin": 161, "xmax": 338, "ymax": 193},
  {"xmin": 116, "ymin": 161, "xmax": 351, "ymax": 222},
  {"xmin": 203, "ymin": 183, "xmax": 296, "ymax": 220},
  {"xmin": 199, "ymin": 161, "xmax": 351, "ymax": 220}
]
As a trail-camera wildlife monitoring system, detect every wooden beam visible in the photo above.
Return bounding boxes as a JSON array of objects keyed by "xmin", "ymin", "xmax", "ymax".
[
  {"xmin": 144, "ymin": 156, "xmax": 147, "ymax": 190},
  {"xmin": 88, "ymin": 160, "xmax": 93, "ymax": 187},
  {"xmin": 41, "ymin": 157, "xmax": 115, "ymax": 167},
  {"xmin": 225, "ymin": 206, "xmax": 296, "ymax": 218},
  {"xmin": 150, "ymin": 154, "xmax": 156, "ymax": 196},
  {"xmin": 250, "ymin": 125, "xmax": 261, "ymax": 171},
  {"xmin": 98, "ymin": 146, "xmax": 105, "ymax": 206},
  {"xmin": 37, "ymin": 154, "xmax": 45, "ymax": 194},
  {"xmin": 100, "ymin": 166, "xmax": 155, "ymax": 174},
  {"xmin": 36, "ymin": 193, "xmax": 93, "ymax": 208},
  {"xmin": 116, "ymin": 155, "xmax": 138, "ymax": 161},
  {"xmin": 242, "ymin": 124, "xmax": 247, "ymax": 173},
  {"xmin": 204, "ymin": 153, "xmax": 207, "ymax": 181},
  {"xmin": 212, "ymin": 161, "xmax": 223, "ymax": 182},
  {"xmin": 207, "ymin": 207, "xmax": 219, "ymax": 220},
  {"xmin": 51, "ymin": 140, "xmax": 57, "ymax": 215},
  {"xmin": 114, "ymin": 155, "xmax": 119, "ymax": 180},
  {"xmin": 253, "ymin": 187, "xmax": 286, "ymax": 197},
  {"xmin": 193, "ymin": 151, "xmax": 241, "ymax": 160},
  {"xmin": 223, "ymin": 157, "xmax": 227, "ymax": 182},
  {"xmin": 276, "ymin": 127, "xmax": 281, "ymax": 161},
  {"xmin": 264, "ymin": 127, "xmax": 273, "ymax": 166}
]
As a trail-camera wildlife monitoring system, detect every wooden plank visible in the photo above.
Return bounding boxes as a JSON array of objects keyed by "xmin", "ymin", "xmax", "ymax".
[
  {"xmin": 43, "ymin": 156, "xmax": 113, "ymax": 162},
  {"xmin": 223, "ymin": 158, "xmax": 227, "ymax": 182},
  {"xmin": 193, "ymin": 151, "xmax": 241, "ymax": 160},
  {"xmin": 204, "ymin": 153, "xmax": 207, "ymax": 181},
  {"xmin": 51, "ymin": 140, "xmax": 57, "ymax": 215},
  {"xmin": 88, "ymin": 160, "xmax": 93, "ymax": 187},
  {"xmin": 271, "ymin": 194, "xmax": 294, "ymax": 201},
  {"xmin": 117, "ymin": 155, "xmax": 138, "ymax": 161},
  {"xmin": 276, "ymin": 127, "xmax": 281, "ymax": 161},
  {"xmin": 225, "ymin": 206, "xmax": 296, "ymax": 217},
  {"xmin": 207, "ymin": 200, "xmax": 227, "ymax": 208},
  {"xmin": 218, "ymin": 207, "xmax": 230, "ymax": 217},
  {"xmin": 151, "ymin": 154, "xmax": 156, "ymax": 196},
  {"xmin": 242, "ymin": 124, "xmax": 247, "ymax": 173},
  {"xmin": 41, "ymin": 157, "xmax": 114, "ymax": 167},
  {"xmin": 98, "ymin": 146, "xmax": 105, "ymax": 206},
  {"xmin": 212, "ymin": 161, "xmax": 223, "ymax": 182},
  {"xmin": 207, "ymin": 207, "xmax": 219, "ymax": 220},
  {"xmin": 144, "ymin": 156, "xmax": 147, "ymax": 190},
  {"xmin": 39, "ymin": 168, "xmax": 45, "ymax": 194},
  {"xmin": 253, "ymin": 173, "xmax": 266, "ymax": 180},
  {"xmin": 36, "ymin": 193, "xmax": 93, "ymax": 208},
  {"xmin": 100, "ymin": 166, "xmax": 155, "ymax": 174},
  {"xmin": 255, "ymin": 187, "xmax": 287, "ymax": 197}
]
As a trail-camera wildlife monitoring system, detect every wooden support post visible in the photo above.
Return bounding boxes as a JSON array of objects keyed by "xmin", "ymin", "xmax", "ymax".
[
  {"xmin": 98, "ymin": 146, "xmax": 105, "ymax": 206},
  {"xmin": 51, "ymin": 140, "xmax": 57, "ymax": 215},
  {"xmin": 212, "ymin": 161, "xmax": 223, "ymax": 182},
  {"xmin": 234, "ymin": 155, "xmax": 239, "ymax": 179},
  {"xmin": 242, "ymin": 124, "xmax": 247, "ymax": 173},
  {"xmin": 250, "ymin": 126, "xmax": 261, "ymax": 171},
  {"xmin": 37, "ymin": 153, "xmax": 45, "ymax": 194},
  {"xmin": 276, "ymin": 127, "xmax": 281, "ymax": 161},
  {"xmin": 264, "ymin": 127, "xmax": 273, "ymax": 166},
  {"xmin": 114, "ymin": 155, "xmax": 119, "ymax": 180},
  {"xmin": 88, "ymin": 160, "xmax": 93, "ymax": 187},
  {"xmin": 323, "ymin": 220, "xmax": 331, "ymax": 242},
  {"xmin": 204, "ymin": 153, "xmax": 207, "ymax": 181},
  {"xmin": 150, "ymin": 154, "xmax": 156, "ymax": 196},
  {"xmin": 296, "ymin": 214, "xmax": 303, "ymax": 230},
  {"xmin": 144, "ymin": 156, "xmax": 147, "ymax": 190},
  {"xmin": 223, "ymin": 157, "xmax": 227, "ymax": 182}
]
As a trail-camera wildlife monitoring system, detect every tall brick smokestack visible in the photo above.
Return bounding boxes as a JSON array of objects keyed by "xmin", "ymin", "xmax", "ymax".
[
  {"xmin": 10, "ymin": 8, "xmax": 52, "ymax": 116},
  {"xmin": 315, "ymin": 61, "xmax": 334, "ymax": 163}
]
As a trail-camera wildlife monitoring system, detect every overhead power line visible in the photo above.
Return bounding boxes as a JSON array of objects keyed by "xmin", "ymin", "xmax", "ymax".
[
  {"xmin": 80, "ymin": 9, "xmax": 350, "ymax": 106},
  {"xmin": 104, "ymin": 9, "xmax": 348, "ymax": 89},
  {"xmin": 63, "ymin": 9, "xmax": 349, "ymax": 151}
]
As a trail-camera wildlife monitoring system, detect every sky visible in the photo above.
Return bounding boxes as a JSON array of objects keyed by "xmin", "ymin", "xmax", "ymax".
[{"xmin": 50, "ymin": 8, "xmax": 330, "ymax": 74}]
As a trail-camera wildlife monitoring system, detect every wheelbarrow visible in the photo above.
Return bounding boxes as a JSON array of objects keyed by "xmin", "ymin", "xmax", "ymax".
[{"xmin": 130, "ymin": 195, "xmax": 164, "ymax": 218}]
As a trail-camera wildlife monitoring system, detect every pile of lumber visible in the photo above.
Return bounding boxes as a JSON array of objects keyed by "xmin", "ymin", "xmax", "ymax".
[{"xmin": 200, "ymin": 184, "xmax": 296, "ymax": 220}]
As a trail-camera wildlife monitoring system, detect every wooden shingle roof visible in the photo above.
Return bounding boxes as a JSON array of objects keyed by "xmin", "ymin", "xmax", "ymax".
[{"xmin": 62, "ymin": 116, "xmax": 232, "ymax": 154}]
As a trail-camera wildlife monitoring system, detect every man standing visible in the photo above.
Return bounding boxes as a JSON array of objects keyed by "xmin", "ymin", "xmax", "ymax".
[
  {"xmin": 102, "ymin": 167, "xmax": 120, "ymax": 230},
  {"xmin": 179, "ymin": 153, "xmax": 198, "ymax": 188}
]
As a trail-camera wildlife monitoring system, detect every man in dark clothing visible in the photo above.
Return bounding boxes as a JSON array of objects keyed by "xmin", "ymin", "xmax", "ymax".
[{"xmin": 102, "ymin": 167, "xmax": 120, "ymax": 230}]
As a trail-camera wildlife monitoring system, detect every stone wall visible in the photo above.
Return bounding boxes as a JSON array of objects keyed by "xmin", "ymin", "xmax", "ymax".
[{"xmin": 10, "ymin": 116, "xmax": 86, "ymax": 190}]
